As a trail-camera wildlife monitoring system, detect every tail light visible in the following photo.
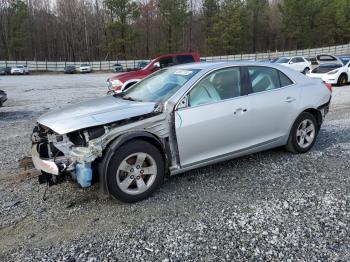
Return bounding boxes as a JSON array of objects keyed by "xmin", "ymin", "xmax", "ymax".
[{"xmin": 324, "ymin": 82, "xmax": 333, "ymax": 93}]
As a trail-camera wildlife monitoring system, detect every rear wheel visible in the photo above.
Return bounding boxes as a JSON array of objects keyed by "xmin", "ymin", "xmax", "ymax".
[
  {"xmin": 337, "ymin": 74, "xmax": 348, "ymax": 86},
  {"xmin": 302, "ymin": 67, "xmax": 310, "ymax": 74},
  {"xmin": 106, "ymin": 140, "xmax": 165, "ymax": 202},
  {"xmin": 286, "ymin": 112, "xmax": 318, "ymax": 153}
]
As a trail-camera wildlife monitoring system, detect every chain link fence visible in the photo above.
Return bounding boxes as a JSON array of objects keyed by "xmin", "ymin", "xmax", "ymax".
[{"xmin": 1, "ymin": 43, "xmax": 350, "ymax": 72}]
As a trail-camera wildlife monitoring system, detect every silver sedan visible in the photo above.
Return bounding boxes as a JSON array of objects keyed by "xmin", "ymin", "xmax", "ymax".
[{"xmin": 32, "ymin": 62, "xmax": 332, "ymax": 202}]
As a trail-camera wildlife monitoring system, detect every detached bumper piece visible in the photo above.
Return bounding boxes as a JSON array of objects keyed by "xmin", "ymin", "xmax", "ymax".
[{"xmin": 32, "ymin": 144, "xmax": 93, "ymax": 188}]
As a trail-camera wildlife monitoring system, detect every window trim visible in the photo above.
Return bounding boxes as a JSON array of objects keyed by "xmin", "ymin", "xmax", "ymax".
[
  {"xmin": 243, "ymin": 66, "xmax": 296, "ymax": 97},
  {"xmin": 175, "ymin": 66, "xmax": 247, "ymax": 111}
]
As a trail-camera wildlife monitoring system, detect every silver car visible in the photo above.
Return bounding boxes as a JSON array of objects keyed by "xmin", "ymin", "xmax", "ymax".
[{"xmin": 32, "ymin": 62, "xmax": 332, "ymax": 202}]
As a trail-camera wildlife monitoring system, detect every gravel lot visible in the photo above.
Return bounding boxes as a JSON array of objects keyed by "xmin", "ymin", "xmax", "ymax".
[{"xmin": 0, "ymin": 74, "xmax": 349, "ymax": 261}]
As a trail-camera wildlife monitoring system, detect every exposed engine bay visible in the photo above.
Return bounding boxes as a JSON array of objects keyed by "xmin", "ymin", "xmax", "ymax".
[{"xmin": 31, "ymin": 109, "xmax": 175, "ymax": 191}]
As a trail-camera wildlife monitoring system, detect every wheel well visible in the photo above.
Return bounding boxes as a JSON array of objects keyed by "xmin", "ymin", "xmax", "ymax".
[
  {"xmin": 339, "ymin": 73, "xmax": 348, "ymax": 79},
  {"xmin": 124, "ymin": 81, "xmax": 137, "ymax": 90},
  {"xmin": 97, "ymin": 133, "xmax": 168, "ymax": 195},
  {"xmin": 304, "ymin": 108, "xmax": 322, "ymax": 128},
  {"xmin": 103, "ymin": 134, "xmax": 166, "ymax": 164}
]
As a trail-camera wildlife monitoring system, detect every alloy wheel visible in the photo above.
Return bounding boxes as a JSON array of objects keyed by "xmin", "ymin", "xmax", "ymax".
[
  {"xmin": 296, "ymin": 119, "xmax": 316, "ymax": 148},
  {"xmin": 116, "ymin": 152, "xmax": 157, "ymax": 195}
]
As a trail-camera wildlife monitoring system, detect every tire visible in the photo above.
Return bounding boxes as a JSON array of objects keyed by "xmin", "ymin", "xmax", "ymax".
[
  {"xmin": 286, "ymin": 112, "xmax": 318, "ymax": 153},
  {"xmin": 106, "ymin": 140, "xmax": 165, "ymax": 203},
  {"xmin": 337, "ymin": 74, "xmax": 348, "ymax": 86},
  {"xmin": 302, "ymin": 67, "xmax": 310, "ymax": 74}
]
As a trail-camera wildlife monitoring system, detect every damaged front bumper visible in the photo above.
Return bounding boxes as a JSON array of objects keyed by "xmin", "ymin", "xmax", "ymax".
[
  {"xmin": 31, "ymin": 125, "xmax": 103, "ymax": 187},
  {"xmin": 32, "ymin": 145, "xmax": 59, "ymax": 175}
]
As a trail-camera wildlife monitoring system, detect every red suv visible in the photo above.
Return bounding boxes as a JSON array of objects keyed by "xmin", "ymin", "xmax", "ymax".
[{"xmin": 107, "ymin": 52, "xmax": 200, "ymax": 93}]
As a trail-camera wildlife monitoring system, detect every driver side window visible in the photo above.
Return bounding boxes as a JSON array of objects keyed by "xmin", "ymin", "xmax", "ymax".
[{"xmin": 188, "ymin": 67, "xmax": 241, "ymax": 107}]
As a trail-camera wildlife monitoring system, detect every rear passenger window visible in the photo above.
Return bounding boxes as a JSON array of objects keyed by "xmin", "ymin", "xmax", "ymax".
[
  {"xmin": 279, "ymin": 72, "xmax": 293, "ymax": 87},
  {"xmin": 247, "ymin": 67, "xmax": 280, "ymax": 93},
  {"xmin": 176, "ymin": 55, "xmax": 195, "ymax": 64}
]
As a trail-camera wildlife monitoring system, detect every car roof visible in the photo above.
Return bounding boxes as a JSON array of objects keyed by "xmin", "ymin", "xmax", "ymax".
[
  {"xmin": 156, "ymin": 52, "xmax": 199, "ymax": 58},
  {"xmin": 172, "ymin": 61, "xmax": 287, "ymax": 70}
]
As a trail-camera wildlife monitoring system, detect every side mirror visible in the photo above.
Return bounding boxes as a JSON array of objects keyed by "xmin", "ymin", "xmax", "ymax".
[
  {"xmin": 289, "ymin": 61, "xmax": 294, "ymax": 64},
  {"xmin": 152, "ymin": 62, "xmax": 160, "ymax": 71},
  {"xmin": 177, "ymin": 96, "xmax": 189, "ymax": 109}
]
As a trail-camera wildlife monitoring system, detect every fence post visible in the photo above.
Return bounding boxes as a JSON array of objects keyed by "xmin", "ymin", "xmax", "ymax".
[{"xmin": 45, "ymin": 59, "xmax": 47, "ymax": 71}]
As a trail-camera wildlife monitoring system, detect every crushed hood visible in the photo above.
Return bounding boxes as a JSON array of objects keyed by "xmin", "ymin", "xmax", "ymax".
[{"xmin": 38, "ymin": 95, "xmax": 157, "ymax": 134}]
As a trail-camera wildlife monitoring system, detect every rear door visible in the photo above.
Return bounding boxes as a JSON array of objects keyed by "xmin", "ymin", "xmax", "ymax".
[{"xmin": 242, "ymin": 66, "xmax": 301, "ymax": 145}]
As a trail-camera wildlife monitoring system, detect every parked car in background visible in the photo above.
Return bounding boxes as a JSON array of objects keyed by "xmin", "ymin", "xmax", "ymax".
[
  {"xmin": 64, "ymin": 65, "xmax": 76, "ymax": 74},
  {"xmin": 273, "ymin": 56, "xmax": 311, "ymax": 74},
  {"xmin": 112, "ymin": 63, "xmax": 123, "ymax": 72},
  {"xmin": 11, "ymin": 65, "xmax": 29, "ymax": 75},
  {"xmin": 270, "ymin": 57, "xmax": 279, "ymax": 63},
  {"xmin": 308, "ymin": 57, "xmax": 318, "ymax": 65},
  {"xmin": 4, "ymin": 67, "xmax": 12, "ymax": 75},
  {"xmin": 315, "ymin": 54, "xmax": 339, "ymax": 65},
  {"xmin": 79, "ymin": 64, "xmax": 92, "ymax": 73},
  {"xmin": 0, "ymin": 90, "xmax": 7, "ymax": 107},
  {"xmin": 0, "ymin": 67, "xmax": 6, "ymax": 75},
  {"xmin": 307, "ymin": 55, "xmax": 350, "ymax": 85},
  {"xmin": 32, "ymin": 61, "xmax": 331, "ymax": 202},
  {"xmin": 137, "ymin": 61, "xmax": 148, "ymax": 70},
  {"xmin": 107, "ymin": 52, "xmax": 201, "ymax": 93}
]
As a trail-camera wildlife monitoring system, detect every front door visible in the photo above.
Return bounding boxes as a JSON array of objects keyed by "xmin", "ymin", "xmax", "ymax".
[{"xmin": 175, "ymin": 67, "xmax": 252, "ymax": 167}]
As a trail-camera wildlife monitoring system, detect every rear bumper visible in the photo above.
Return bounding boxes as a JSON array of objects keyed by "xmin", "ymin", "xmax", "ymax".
[
  {"xmin": 318, "ymin": 98, "xmax": 331, "ymax": 122},
  {"xmin": 307, "ymin": 74, "xmax": 338, "ymax": 84}
]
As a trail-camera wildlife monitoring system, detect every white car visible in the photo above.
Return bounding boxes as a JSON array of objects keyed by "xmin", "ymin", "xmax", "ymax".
[
  {"xmin": 11, "ymin": 65, "xmax": 29, "ymax": 75},
  {"xmin": 79, "ymin": 64, "xmax": 92, "ymax": 73},
  {"xmin": 306, "ymin": 55, "xmax": 350, "ymax": 85},
  {"xmin": 273, "ymin": 56, "xmax": 311, "ymax": 74}
]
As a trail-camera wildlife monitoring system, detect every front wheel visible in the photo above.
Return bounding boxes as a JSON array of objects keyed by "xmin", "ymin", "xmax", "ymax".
[
  {"xmin": 106, "ymin": 140, "xmax": 165, "ymax": 202},
  {"xmin": 286, "ymin": 112, "xmax": 318, "ymax": 153}
]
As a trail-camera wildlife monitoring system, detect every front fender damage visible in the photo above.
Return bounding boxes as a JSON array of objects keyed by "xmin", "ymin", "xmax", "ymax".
[{"xmin": 32, "ymin": 110, "xmax": 177, "ymax": 191}]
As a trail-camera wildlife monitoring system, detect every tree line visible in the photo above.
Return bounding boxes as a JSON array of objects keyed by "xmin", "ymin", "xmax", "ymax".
[{"xmin": 1, "ymin": 0, "xmax": 350, "ymax": 61}]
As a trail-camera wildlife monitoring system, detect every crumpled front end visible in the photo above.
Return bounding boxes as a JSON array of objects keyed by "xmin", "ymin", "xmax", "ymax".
[{"xmin": 31, "ymin": 124, "xmax": 105, "ymax": 187}]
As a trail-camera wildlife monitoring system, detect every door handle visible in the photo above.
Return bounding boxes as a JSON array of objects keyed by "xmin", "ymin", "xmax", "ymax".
[
  {"xmin": 234, "ymin": 108, "xmax": 247, "ymax": 114},
  {"xmin": 285, "ymin": 97, "xmax": 296, "ymax": 103}
]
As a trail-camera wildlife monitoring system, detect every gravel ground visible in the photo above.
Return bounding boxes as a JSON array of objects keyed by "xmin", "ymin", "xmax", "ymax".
[{"xmin": 0, "ymin": 74, "xmax": 349, "ymax": 261}]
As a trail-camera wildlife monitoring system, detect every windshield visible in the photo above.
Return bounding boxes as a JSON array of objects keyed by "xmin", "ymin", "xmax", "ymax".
[
  {"xmin": 121, "ymin": 68, "xmax": 200, "ymax": 102},
  {"xmin": 81, "ymin": 64, "xmax": 90, "ymax": 67},
  {"xmin": 275, "ymin": 58, "xmax": 290, "ymax": 64}
]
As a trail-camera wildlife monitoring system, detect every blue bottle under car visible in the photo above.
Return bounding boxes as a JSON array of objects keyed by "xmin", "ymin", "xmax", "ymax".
[{"xmin": 76, "ymin": 163, "xmax": 92, "ymax": 188}]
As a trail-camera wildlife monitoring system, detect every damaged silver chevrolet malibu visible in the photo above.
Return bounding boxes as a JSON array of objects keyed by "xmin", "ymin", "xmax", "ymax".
[{"xmin": 32, "ymin": 62, "xmax": 332, "ymax": 202}]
